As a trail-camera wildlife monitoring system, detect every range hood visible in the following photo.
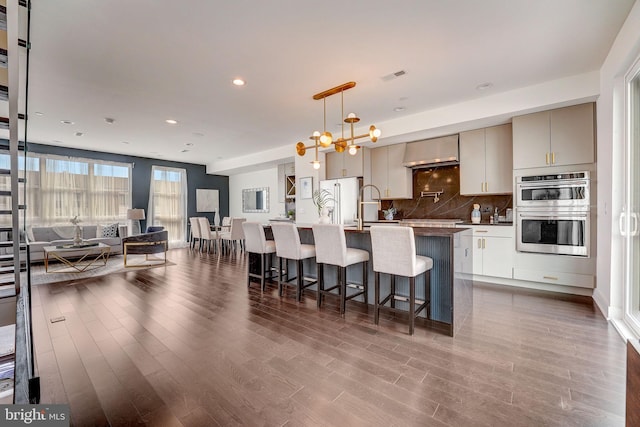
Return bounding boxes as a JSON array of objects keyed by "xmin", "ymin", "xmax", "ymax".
[{"xmin": 402, "ymin": 134, "xmax": 459, "ymax": 168}]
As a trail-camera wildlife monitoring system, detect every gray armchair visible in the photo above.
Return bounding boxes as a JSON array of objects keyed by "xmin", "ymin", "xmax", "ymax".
[{"xmin": 122, "ymin": 230, "xmax": 168, "ymax": 267}]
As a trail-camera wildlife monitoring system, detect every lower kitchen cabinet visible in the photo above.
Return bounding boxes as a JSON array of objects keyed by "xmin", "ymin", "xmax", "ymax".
[
  {"xmin": 512, "ymin": 267, "xmax": 594, "ymax": 288},
  {"xmin": 469, "ymin": 225, "xmax": 514, "ymax": 279}
]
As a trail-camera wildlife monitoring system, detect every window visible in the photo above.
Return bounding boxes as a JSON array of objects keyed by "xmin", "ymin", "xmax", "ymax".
[
  {"xmin": 148, "ymin": 165, "xmax": 187, "ymax": 246},
  {"xmin": 2, "ymin": 153, "xmax": 132, "ymax": 226}
]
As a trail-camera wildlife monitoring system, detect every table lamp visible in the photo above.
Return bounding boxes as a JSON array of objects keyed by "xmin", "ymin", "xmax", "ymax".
[{"xmin": 127, "ymin": 208, "xmax": 145, "ymax": 235}]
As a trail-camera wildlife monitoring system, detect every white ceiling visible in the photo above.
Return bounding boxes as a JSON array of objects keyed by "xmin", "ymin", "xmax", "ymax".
[{"xmin": 15, "ymin": 0, "xmax": 636, "ymax": 174}]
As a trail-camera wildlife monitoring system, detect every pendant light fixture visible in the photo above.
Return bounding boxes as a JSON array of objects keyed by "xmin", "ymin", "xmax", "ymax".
[{"xmin": 295, "ymin": 81, "xmax": 381, "ymax": 168}]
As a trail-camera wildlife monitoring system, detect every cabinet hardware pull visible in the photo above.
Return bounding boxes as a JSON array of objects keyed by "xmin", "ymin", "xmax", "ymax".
[
  {"xmin": 477, "ymin": 239, "xmax": 482, "ymax": 249},
  {"xmin": 485, "ymin": 182, "xmax": 488, "ymax": 192},
  {"xmin": 481, "ymin": 182, "xmax": 484, "ymax": 192},
  {"xmin": 545, "ymin": 153, "xmax": 550, "ymax": 164},
  {"xmin": 482, "ymin": 238, "xmax": 486, "ymax": 249},
  {"xmin": 476, "ymin": 230, "xmax": 488, "ymax": 233},
  {"xmin": 552, "ymin": 152, "xmax": 556, "ymax": 164},
  {"xmin": 543, "ymin": 275, "xmax": 558, "ymax": 280}
]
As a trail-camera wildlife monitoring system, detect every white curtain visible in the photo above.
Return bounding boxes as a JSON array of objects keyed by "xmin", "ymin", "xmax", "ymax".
[
  {"xmin": 148, "ymin": 166, "xmax": 188, "ymax": 248},
  {"xmin": 3, "ymin": 153, "xmax": 131, "ymax": 226}
]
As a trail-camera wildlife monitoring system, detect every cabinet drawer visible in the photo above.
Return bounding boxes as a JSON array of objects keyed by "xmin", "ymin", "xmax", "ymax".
[
  {"xmin": 513, "ymin": 267, "xmax": 594, "ymax": 288},
  {"xmin": 466, "ymin": 225, "xmax": 514, "ymax": 238}
]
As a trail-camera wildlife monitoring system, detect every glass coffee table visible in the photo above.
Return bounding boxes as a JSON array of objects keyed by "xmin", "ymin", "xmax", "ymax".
[{"xmin": 43, "ymin": 242, "xmax": 111, "ymax": 273}]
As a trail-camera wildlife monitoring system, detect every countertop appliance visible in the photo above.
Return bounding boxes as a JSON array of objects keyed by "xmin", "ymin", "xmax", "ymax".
[
  {"xmin": 320, "ymin": 177, "xmax": 359, "ymax": 226},
  {"xmin": 515, "ymin": 171, "xmax": 591, "ymax": 256}
]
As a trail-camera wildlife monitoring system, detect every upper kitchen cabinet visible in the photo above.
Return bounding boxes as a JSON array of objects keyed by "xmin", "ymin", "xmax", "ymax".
[
  {"xmin": 325, "ymin": 148, "xmax": 365, "ymax": 179},
  {"xmin": 512, "ymin": 102, "xmax": 595, "ymax": 169},
  {"xmin": 460, "ymin": 124, "xmax": 513, "ymax": 195},
  {"xmin": 370, "ymin": 144, "xmax": 412, "ymax": 199}
]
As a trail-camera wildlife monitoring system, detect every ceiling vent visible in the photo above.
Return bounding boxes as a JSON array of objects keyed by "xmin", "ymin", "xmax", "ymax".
[{"xmin": 381, "ymin": 70, "xmax": 407, "ymax": 82}]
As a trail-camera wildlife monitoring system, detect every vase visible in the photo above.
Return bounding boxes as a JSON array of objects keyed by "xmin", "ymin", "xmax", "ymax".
[
  {"xmin": 318, "ymin": 207, "xmax": 331, "ymax": 224},
  {"xmin": 73, "ymin": 225, "xmax": 83, "ymax": 246}
]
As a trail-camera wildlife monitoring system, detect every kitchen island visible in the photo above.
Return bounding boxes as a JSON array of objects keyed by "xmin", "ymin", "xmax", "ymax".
[{"xmin": 262, "ymin": 224, "xmax": 473, "ymax": 336}]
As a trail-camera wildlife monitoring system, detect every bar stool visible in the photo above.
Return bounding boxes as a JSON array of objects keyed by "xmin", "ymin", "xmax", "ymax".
[
  {"xmin": 271, "ymin": 222, "xmax": 316, "ymax": 302},
  {"xmin": 242, "ymin": 222, "xmax": 276, "ymax": 291},
  {"xmin": 369, "ymin": 225, "xmax": 433, "ymax": 335},
  {"xmin": 189, "ymin": 217, "xmax": 202, "ymax": 250},
  {"xmin": 312, "ymin": 223, "xmax": 369, "ymax": 315}
]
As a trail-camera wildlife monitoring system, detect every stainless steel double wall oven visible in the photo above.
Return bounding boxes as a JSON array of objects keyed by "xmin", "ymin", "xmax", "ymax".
[{"xmin": 516, "ymin": 171, "xmax": 590, "ymax": 256}]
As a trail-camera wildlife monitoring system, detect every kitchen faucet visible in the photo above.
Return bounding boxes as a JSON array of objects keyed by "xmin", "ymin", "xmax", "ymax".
[{"xmin": 357, "ymin": 184, "xmax": 382, "ymax": 230}]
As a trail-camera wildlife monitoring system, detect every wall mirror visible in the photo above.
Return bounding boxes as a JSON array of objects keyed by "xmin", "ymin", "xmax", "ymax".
[{"xmin": 242, "ymin": 187, "xmax": 269, "ymax": 213}]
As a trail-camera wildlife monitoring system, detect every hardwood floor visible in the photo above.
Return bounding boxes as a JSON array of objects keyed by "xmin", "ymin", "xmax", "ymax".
[{"xmin": 32, "ymin": 248, "xmax": 626, "ymax": 426}]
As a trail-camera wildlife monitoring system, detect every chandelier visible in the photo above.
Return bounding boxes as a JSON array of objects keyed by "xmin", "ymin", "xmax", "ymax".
[{"xmin": 295, "ymin": 81, "xmax": 381, "ymax": 170}]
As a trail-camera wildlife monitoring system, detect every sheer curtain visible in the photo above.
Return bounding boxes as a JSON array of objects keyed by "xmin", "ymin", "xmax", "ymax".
[
  {"xmin": 15, "ymin": 153, "xmax": 131, "ymax": 226},
  {"xmin": 148, "ymin": 166, "xmax": 188, "ymax": 248}
]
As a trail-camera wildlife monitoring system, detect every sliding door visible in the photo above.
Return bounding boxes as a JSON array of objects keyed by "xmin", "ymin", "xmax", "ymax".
[{"xmin": 624, "ymin": 58, "xmax": 640, "ymax": 335}]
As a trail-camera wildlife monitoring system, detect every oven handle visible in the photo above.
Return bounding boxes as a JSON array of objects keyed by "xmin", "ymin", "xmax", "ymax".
[
  {"xmin": 632, "ymin": 212, "xmax": 638, "ymax": 236},
  {"xmin": 519, "ymin": 213, "xmax": 588, "ymax": 220},
  {"xmin": 518, "ymin": 180, "xmax": 588, "ymax": 188}
]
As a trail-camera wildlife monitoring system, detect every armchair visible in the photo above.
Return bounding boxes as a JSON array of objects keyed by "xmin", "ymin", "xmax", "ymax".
[{"xmin": 122, "ymin": 230, "xmax": 168, "ymax": 267}]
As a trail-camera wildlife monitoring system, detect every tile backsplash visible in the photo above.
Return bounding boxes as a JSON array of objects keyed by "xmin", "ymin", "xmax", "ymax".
[{"xmin": 380, "ymin": 165, "xmax": 513, "ymax": 222}]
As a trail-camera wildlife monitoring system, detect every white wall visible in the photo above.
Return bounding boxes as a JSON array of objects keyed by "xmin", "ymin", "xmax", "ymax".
[
  {"xmin": 595, "ymin": 1, "xmax": 640, "ymax": 330},
  {"xmin": 294, "ymin": 152, "xmax": 326, "ymax": 224},
  {"xmin": 228, "ymin": 167, "xmax": 283, "ymax": 222}
]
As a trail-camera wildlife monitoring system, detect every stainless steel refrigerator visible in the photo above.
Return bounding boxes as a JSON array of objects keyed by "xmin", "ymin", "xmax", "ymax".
[{"xmin": 319, "ymin": 177, "xmax": 360, "ymax": 225}]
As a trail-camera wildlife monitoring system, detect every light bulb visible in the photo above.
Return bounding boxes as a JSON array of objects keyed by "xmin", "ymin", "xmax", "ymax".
[
  {"xmin": 312, "ymin": 160, "xmax": 321, "ymax": 170},
  {"xmin": 312, "ymin": 131, "xmax": 320, "ymax": 138},
  {"xmin": 319, "ymin": 131, "xmax": 333, "ymax": 147},
  {"xmin": 347, "ymin": 112, "xmax": 357, "ymax": 119},
  {"xmin": 369, "ymin": 125, "xmax": 381, "ymax": 142},
  {"xmin": 348, "ymin": 145, "xmax": 358, "ymax": 155}
]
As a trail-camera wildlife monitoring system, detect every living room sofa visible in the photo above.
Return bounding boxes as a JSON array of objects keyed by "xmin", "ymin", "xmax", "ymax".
[{"xmin": 27, "ymin": 224, "xmax": 128, "ymax": 262}]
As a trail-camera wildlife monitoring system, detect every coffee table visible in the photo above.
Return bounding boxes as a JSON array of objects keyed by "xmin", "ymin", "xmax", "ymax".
[{"xmin": 43, "ymin": 243, "xmax": 111, "ymax": 273}]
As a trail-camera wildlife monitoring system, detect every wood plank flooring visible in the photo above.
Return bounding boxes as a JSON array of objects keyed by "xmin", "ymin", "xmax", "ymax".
[{"xmin": 32, "ymin": 248, "xmax": 626, "ymax": 426}]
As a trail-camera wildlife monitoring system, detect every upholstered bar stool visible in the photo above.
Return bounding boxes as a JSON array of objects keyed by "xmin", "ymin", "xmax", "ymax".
[
  {"xmin": 312, "ymin": 223, "xmax": 369, "ymax": 315},
  {"xmin": 270, "ymin": 222, "xmax": 316, "ymax": 302},
  {"xmin": 189, "ymin": 217, "xmax": 202, "ymax": 250},
  {"xmin": 242, "ymin": 221, "xmax": 276, "ymax": 291},
  {"xmin": 369, "ymin": 225, "xmax": 433, "ymax": 335}
]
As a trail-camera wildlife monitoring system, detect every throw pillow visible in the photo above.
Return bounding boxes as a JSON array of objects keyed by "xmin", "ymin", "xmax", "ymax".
[{"xmin": 100, "ymin": 223, "xmax": 119, "ymax": 238}]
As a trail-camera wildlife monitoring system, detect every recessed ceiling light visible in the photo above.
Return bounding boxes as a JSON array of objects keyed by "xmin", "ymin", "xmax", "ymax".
[
  {"xmin": 165, "ymin": 119, "xmax": 178, "ymax": 124},
  {"xmin": 104, "ymin": 117, "xmax": 115, "ymax": 124},
  {"xmin": 232, "ymin": 78, "xmax": 246, "ymax": 86},
  {"xmin": 185, "ymin": 142, "xmax": 194, "ymax": 147},
  {"xmin": 192, "ymin": 132, "xmax": 204, "ymax": 137},
  {"xmin": 34, "ymin": 112, "xmax": 44, "ymax": 116},
  {"xmin": 60, "ymin": 120, "xmax": 74, "ymax": 125},
  {"xmin": 75, "ymin": 132, "xmax": 84, "ymax": 137},
  {"xmin": 52, "ymin": 140, "xmax": 63, "ymax": 144},
  {"xmin": 180, "ymin": 149, "xmax": 190, "ymax": 153},
  {"xmin": 121, "ymin": 141, "xmax": 130, "ymax": 145},
  {"xmin": 393, "ymin": 107, "xmax": 406, "ymax": 112},
  {"xmin": 476, "ymin": 82, "xmax": 493, "ymax": 91}
]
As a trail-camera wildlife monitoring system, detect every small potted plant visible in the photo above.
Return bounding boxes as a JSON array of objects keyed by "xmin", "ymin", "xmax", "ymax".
[
  {"xmin": 382, "ymin": 207, "xmax": 397, "ymax": 221},
  {"xmin": 312, "ymin": 189, "xmax": 335, "ymax": 223}
]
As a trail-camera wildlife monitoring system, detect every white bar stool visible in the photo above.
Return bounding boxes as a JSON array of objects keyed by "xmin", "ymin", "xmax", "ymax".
[
  {"xmin": 370, "ymin": 225, "xmax": 433, "ymax": 335},
  {"xmin": 271, "ymin": 222, "xmax": 316, "ymax": 302},
  {"xmin": 312, "ymin": 223, "xmax": 369, "ymax": 315},
  {"xmin": 242, "ymin": 222, "xmax": 276, "ymax": 291}
]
